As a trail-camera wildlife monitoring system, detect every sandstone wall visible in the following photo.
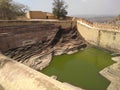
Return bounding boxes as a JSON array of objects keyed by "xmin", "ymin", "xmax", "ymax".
[
  {"xmin": 77, "ymin": 19, "xmax": 120, "ymax": 52},
  {"xmin": 26, "ymin": 11, "xmax": 47, "ymax": 19},
  {"xmin": 0, "ymin": 20, "xmax": 73, "ymax": 28}
]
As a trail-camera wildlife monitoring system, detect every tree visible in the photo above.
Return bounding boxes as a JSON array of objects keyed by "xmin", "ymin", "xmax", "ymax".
[
  {"xmin": 0, "ymin": 0, "xmax": 28, "ymax": 20},
  {"xmin": 52, "ymin": 0, "xmax": 68, "ymax": 19}
]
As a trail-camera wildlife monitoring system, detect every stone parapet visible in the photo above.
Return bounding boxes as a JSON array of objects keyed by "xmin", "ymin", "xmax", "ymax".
[
  {"xmin": 78, "ymin": 18, "xmax": 120, "ymax": 31},
  {"xmin": 77, "ymin": 18, "xmax": 120, "ymax": 52}
]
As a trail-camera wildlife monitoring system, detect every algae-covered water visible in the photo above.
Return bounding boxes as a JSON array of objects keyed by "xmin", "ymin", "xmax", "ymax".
[{"xmin": 41, "ymin": 47, "xmax": 114, "ymax": 90}]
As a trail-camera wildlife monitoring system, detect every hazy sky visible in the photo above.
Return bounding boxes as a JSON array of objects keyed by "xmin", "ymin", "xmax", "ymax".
[{"xmin": 15, "ymin": 0, "xmax": 120, "ymax": 16}]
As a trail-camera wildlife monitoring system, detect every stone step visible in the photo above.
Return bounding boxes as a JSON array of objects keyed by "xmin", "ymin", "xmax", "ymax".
[
  {"xmin": 107, "ymin": 68, "xmax": 120, "ymax": 79},
  {"xmin": 100, "ymin": 68, "xmax": 120, "ymax": 81},
  {"xmin": 110, "ymin": 63, "xmax": 120, "ymax": 71},
  {"xmin": 107, "ymin": 81, "xmax": 120, "ymax": 90},
  {"xmin": 112, "ymin": 56, "xmax": 120, "ymax": 62}
]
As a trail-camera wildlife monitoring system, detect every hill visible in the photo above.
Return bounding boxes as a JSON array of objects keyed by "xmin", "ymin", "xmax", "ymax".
[{"xmin": 106, "ymin": 15, "xmax": 120, "ymax": 25}]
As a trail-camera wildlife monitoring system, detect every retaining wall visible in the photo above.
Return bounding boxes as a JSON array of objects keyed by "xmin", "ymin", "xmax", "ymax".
[
  {"xmin": 0, "ymin": 20, "xmax": 73, "ymax": 28},
  {"xmin": 77, "ymin": 18, "xmax": 120, "ymax": 52}
]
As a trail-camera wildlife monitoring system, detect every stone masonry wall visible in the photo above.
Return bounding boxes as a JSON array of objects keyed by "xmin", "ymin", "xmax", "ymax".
[
  {"xmin": 78, "ymin": 18, "xmax": 120, "ymax": 30},
  {"xmin": 0, "ymin": 20, "xmax": 73, "ymax": 28}
]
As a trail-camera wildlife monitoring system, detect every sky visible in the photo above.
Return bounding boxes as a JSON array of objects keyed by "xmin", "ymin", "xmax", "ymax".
[{"xmin": 15, "ymin": 0, "xmax": 120, "ymax": 16}]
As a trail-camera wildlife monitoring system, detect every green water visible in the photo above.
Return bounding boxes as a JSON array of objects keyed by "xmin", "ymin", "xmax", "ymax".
[{"xmin": 41, "ymin": 47, "xmax": 114, "ymax": 90}]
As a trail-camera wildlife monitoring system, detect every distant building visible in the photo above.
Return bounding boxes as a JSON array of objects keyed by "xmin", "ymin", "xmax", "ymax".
[
  {"xmin": 26, "ymin": 11, "xmax": 56, "ymax": 19},
  {"xmin": 46, "ymin": 13, "xmax": 56, "ymax": 19}
]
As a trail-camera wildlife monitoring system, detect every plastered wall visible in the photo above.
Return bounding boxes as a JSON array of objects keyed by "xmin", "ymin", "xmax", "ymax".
[
  {"xmin": 26, "ymin": 11, "xmax": 47, "ymax": 19},
  {"xmin": 77, "ymin": 23, "xmax": 99, "ymax": 45},
  {"xmin": 77, "ymin": 19, "xmax": 120, "ymax": 52},
  {"xmin": 99, "ymin": 31, "xmax": 120, "ymax": 52}
]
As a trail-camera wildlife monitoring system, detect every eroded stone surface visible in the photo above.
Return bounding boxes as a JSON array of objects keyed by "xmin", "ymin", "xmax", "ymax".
[
  {"xmin": 1, "ymin": 24, "xmax": 86, "ymax": 70},
  {"xmin": 100, "ymin": 56, "xmax": 120, "ymax": 90}
]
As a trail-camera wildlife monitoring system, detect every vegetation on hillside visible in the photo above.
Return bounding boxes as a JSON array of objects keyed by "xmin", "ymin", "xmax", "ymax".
[
  {"xmin": 0, "ymin": 0, "xmax": 28, "ymax": 20},
  {"xmin": 106, "ymin": 15, "xmax": 120, "ymax": 25},
  {"xmin": 52, "ymin": 0, "xmax": 68, "ymax": 19}
]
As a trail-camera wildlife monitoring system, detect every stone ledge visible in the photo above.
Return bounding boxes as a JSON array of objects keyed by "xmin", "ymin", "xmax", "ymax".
[
  {"xmin": 100, "ymin": 56, "xmax": 120, "ymax": 90},
  {"xmin": 0, "ymin": 54, "xmax": 83, "ymax": 90}
]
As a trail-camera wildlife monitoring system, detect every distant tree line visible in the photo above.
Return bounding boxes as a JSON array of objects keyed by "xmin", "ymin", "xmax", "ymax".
[{"xmin": 0, "ymin": 0, "xmax": 28, "ymax": 20}]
